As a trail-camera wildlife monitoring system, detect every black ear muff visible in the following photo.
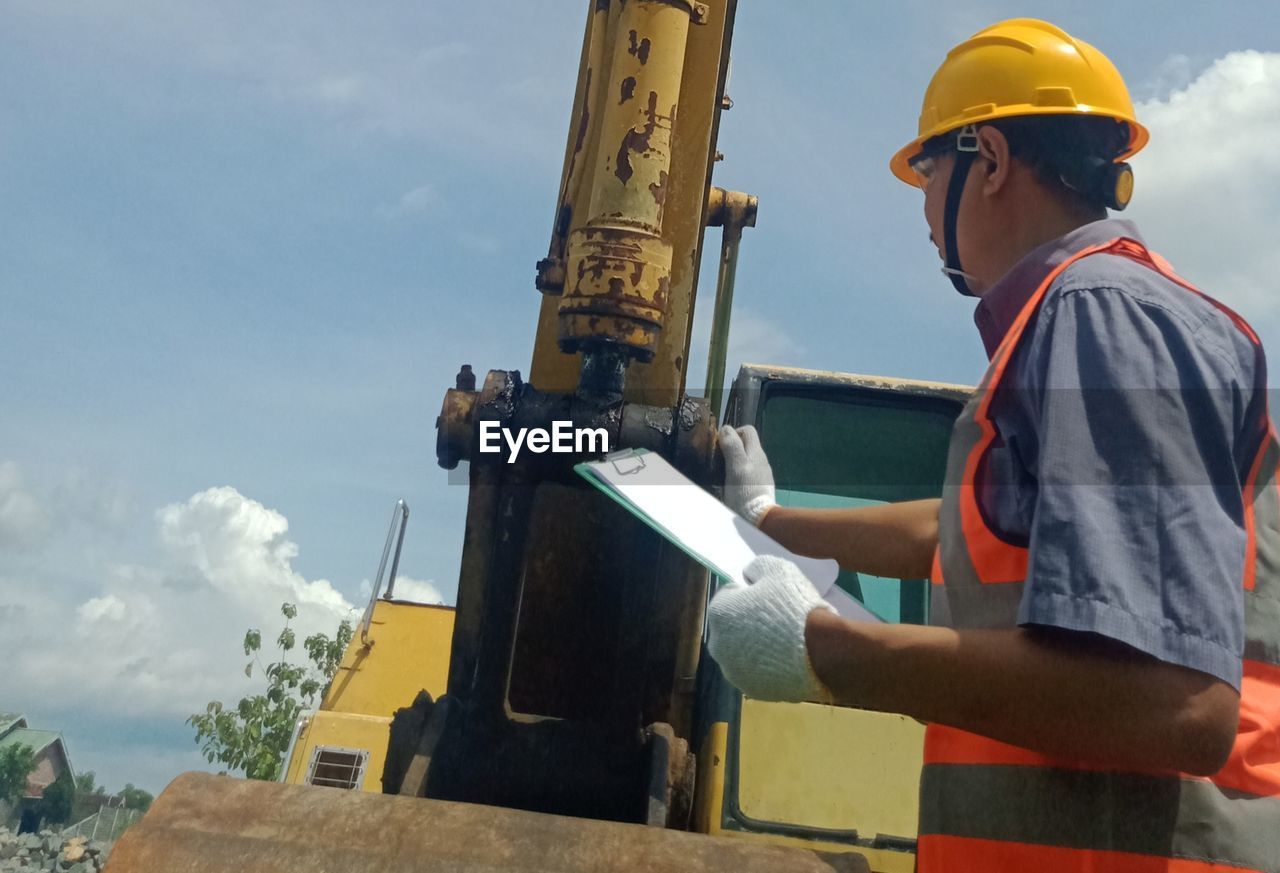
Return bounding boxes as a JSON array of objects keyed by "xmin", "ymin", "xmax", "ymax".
[
  {"xmin": 1061, "ymin": 157, "xmax": 1134, "ymax": 212},
  {"xmin": 1105, "ymin": 162, "xmax": 1134, "ymax": 211}
]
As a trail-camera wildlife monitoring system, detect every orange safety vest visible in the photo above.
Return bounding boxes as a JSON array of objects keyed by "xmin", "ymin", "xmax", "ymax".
[{"xmin": 920, "ymin": 237, "xmax": 1280, "ymax": 873}]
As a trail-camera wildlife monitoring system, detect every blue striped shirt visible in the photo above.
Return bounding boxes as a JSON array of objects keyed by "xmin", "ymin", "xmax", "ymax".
[{"xmin": 972, "ymin": 219, "xmax": 1266, "ymax": 688}]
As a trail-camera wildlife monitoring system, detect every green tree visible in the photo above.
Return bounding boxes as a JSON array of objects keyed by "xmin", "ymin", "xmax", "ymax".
[
  {"xmin": 0, "ymin": 743, "xmax": 35, "ymax": 803},
  {"xmin": 74, "ymin": 770, "xmax": 101, "ymax": 795},
  {"xmin": 118, "ymin": 783, "xmax": 153, "ymax": 812},
  {"xmin": 187, "ymin": 602, "xmax": 353, "ymax": 781},
  {"xmin": 39, "ymin": 770, "xmax": 74, "ymax": 824}
]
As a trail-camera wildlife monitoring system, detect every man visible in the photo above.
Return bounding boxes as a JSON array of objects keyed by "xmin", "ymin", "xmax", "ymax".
[{"xmin": 707, "ymin": 18, "xmax": 1279, "ymax": 873}]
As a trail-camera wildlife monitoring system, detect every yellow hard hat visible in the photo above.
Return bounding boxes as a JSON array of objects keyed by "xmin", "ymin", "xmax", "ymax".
[{"xmin": 890, "ymin": 18, "xmax": 1149, "ymax": 185}]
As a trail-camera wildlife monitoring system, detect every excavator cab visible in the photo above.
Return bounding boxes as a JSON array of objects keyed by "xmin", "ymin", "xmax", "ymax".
[{"xmin": 693, "ymin": 365, "xmax": 968, "ymax": 872}]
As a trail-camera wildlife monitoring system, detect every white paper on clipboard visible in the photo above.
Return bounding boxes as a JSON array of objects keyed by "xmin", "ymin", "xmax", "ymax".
[{"xmin": 575, "ymin": 449, "xmax": 881, "ymax": 623}]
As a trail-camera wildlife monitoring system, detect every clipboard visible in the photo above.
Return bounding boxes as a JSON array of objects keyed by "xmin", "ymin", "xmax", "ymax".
[{"xmin": 575, "ymin": 448, "xmax": 880, "ymax": 622}]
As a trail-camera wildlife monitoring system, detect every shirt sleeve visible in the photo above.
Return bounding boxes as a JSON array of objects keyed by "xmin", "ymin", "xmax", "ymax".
[{"xmin": 1013, "ymin": 282, "xmax": 1247, "ymax": 689}]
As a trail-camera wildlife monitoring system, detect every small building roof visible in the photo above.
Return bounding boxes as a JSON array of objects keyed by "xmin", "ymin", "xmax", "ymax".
[
  {"xmin": 0, "ymin": 728, "xmax": 61, "ymax": 757},
  {"xmin": 0, "ymin": 713, "xmax": 27, "ymax": 738}
]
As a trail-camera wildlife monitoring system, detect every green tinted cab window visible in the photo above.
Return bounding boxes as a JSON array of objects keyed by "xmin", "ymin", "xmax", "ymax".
[{"xmin": 759, "ymin": 387, "xmax": 958, "ymax": 623}]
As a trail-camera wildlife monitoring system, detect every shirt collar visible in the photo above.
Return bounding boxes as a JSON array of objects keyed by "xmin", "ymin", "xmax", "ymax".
[{"xmin": 973, "ymin": 218, "xmax": 1144, "ymax": 358}]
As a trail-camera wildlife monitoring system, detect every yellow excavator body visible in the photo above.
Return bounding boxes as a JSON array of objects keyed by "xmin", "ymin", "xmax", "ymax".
[{"xmin": 278, "ymin": 600, "xmax": 455, "ymax": 793}]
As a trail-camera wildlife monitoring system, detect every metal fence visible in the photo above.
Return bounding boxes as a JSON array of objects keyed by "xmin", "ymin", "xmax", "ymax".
[{"xmin": 62, "ymin": 803, "xmax": 140, "ymax": 843}]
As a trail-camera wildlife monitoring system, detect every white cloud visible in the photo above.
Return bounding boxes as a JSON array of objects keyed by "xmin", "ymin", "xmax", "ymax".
[
  {"xmin": 379, "ymin": 183, "xmax": 439, "ymax": 219},
  {"xmin": 0, "ymin": 461, "xmax": 136, "ymax": 554},
  {"xmin": 53, "ymin": 467, "xmax": 136, "ymax": 530},
  {"xmin": 305, "ymin": 74, "xmax": 373, "ymax": 107},
  {"xmin": 1136, "ymin": 53, "xmax": 1196, "ymax": 102},
  {"xmin": 77, "ymin": 594, "xmax": 128, "ymax": 625},
  {"xmin": 356, "ymin": 573, "xmax": 446, "ymax": 607},
  {"xmin": 729, "ymin": 311, "xmax": 806, "ymax": 371},
  {"xmin": 1, "ymin": 485, "xmax": 357, "ymax": 722},
  {"xmin": 0, "ymin": 462, "xmax": 50, "ymax": 550},
  {"xmin": 1128, "ymin": 52, "xmax": 1280, "ymax": 339},
  {"xmin": 156, "ymin": 487, "xmax": 350, "ymax": 616},
  {"xmin": 455, "ymin": 232, "xmax": 501, "ymax": 255},
  {"xmin": 390, "ymin": 575, "xmax": 445, "ymax": 605},
  {"xmin": 683, "ymin": 299, "xmax": 806, "ymax": 403}
]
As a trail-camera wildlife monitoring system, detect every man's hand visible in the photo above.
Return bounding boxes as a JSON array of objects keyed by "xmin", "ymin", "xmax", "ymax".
[
  {"xmin": 706, "ymin": 555, "xmax": 836, "ymax": 703},
  {"xmin": 719, "ymin": 425, "xmax": 776, "ymax": 526}
]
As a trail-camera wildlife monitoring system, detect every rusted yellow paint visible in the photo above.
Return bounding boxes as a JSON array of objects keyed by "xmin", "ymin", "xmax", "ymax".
[
  {"xmin": 529, "ymin": 1, "xmax": 616, "ymax": 392},
  {"xmin": 531, "ymin": 0, "xmax": 733, "ymax": 403},
  {"xmin": 694, "ymin": 720, "xmax": 730, "ymax": 834},
  {"xmin": 648, "ymin": 0, "xmax": 734, "ymax": 403},
  {"xmin": 556, "ymin": 0, "xmax": 692, "ymax": 363},
  {"xmin": 113, "ymin": 771, "xmax": 892, "ymax": 873},
  {"xmin": 564, "ymin": 227, "xmax": 672, "ymax": 325}
]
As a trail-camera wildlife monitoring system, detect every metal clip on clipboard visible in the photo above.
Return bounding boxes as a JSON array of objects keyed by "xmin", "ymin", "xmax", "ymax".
[{"xmin": 606, "ymin": 448, "xmax": 647, "ymax": 476}]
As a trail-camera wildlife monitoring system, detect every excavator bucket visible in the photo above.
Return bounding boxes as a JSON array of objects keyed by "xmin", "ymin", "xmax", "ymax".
[{"xmin": 106, "ymin": 772, "xmax": 870, "ymax": 872}]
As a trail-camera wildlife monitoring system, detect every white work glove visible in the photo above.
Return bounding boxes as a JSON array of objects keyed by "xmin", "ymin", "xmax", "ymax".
[
  {"xmin": 707, "ymin": 555, "xmax": 836, "ymax": 703},
  {"xmin": 719, "ymin": 425, "xmax": 776, "ymax": 526}
]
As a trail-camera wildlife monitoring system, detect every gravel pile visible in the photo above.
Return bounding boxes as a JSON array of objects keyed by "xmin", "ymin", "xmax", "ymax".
[{"xmin": 0, "ymin": 827, "xmax": 106, "ymax": 873}]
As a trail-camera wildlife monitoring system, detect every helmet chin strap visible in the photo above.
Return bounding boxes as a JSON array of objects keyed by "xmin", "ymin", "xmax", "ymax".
[
  {"xmin": 941, "ymin": 264, "xmax": 980, "ymax": 285},
  {"xmin": 942, "ymin": 126, "xmax": 981, "ymax": 297}
]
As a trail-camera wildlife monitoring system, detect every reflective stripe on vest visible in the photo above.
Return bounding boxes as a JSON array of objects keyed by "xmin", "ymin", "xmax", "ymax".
[{"xmin": 921, "ymin": 238, "xmax": 1280, "ymax": 873}]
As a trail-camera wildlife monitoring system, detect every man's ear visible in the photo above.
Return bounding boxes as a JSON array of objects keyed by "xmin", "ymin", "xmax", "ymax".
[{"xmin": 976, "ymin": 125, "xmax": 1011, "ymax": 196}]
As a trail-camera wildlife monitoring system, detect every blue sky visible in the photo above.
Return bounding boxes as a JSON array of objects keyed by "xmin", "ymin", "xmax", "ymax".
[{"xmin": 2, "ymin": 2, "xmax": 1277, "ymax": 794}]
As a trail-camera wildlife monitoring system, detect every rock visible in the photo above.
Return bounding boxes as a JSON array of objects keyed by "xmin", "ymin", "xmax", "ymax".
[
  {"xmin": 83, "ymin": 844, "xmax": 102, "ymax": 858},
  {"xmin": 61, "ymin": 846, "xmax": 85, "ymax": 864},
  {"xmin": 0, "ymin": 845, "xmax": 15, "ymax": 860},
  {"xmin": 19, "ymin": 836, "xmax": 40, "ymax": 852},
  {"xmin": 62, "ymin": 840, "xmax": 85, "ymax": 850}
]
